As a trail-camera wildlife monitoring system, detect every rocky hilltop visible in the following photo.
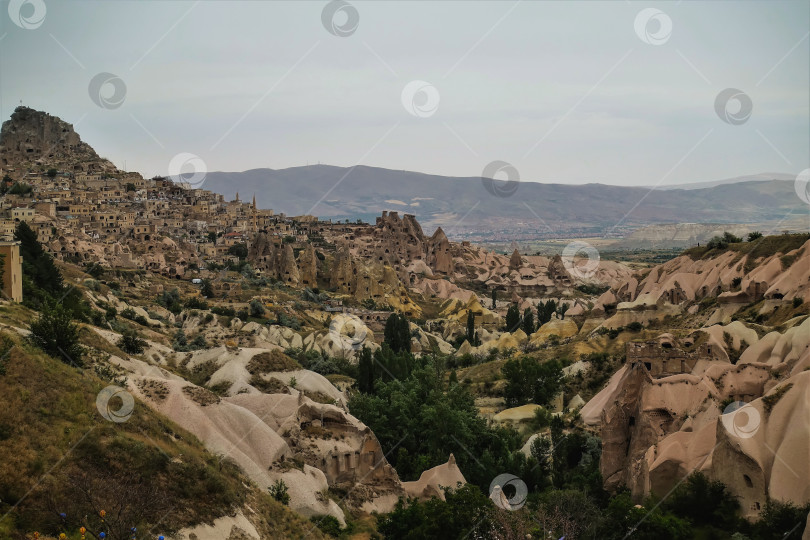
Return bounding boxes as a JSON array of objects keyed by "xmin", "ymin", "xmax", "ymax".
[{"xmin": 0, "ymin": 106, "xmax": 114, "ymax": 172}]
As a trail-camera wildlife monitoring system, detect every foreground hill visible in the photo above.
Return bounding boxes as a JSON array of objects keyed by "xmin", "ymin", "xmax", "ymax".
[{"xmin": 203, "ymin": 165, "xmax": 804, "ymax": 237}]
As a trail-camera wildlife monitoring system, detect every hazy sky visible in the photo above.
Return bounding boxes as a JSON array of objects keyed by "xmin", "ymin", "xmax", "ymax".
[{"xmin": 1, "ymin": 0, "xmax": 808, "ymax": 186}]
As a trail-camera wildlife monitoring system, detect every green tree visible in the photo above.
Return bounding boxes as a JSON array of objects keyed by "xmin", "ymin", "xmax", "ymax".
[
  {"xmin": 502, "ymin": 357, "xmax": 564, "ymax": 407},
  {"xmin": 47, "ymin": 168, "xmax": 58, "ymax": 178},
  {"xmin": 505, "ymin": 304, "xmax": 520, "ymax": 332},
  {"xmin": 465, "ymin": 310, "xmax": 479, "ymax": 345},
  {"xmin": 117, "ymin": 329, "xmax": 147, "ymax": 355},
  {"xmin": 249, "ymin": 298, "xmax": 265, "ymax": 318},
  {"xmin": 14, "ymin": 222, "xmax": 89, "ymax": 320},
  {"xmin": 597, "ymin": 491, "xmax": 691, "ymax": 539},
  {"xmin": 384, "ymin": 313, "xmax": 411, "ymax": 353},
  {"xmin": 29, "ymin": 303, "xmax": 84, "ymax": 366},
  {"xmin": 377, "ymin": 484, "xmax": 494, "ymax": 540},
  {"xmin": 227, "ymin": 243, "xmax": 248, "ymax": 259},
  {"xmin": 491, "ymin": 289, "xmax": 497, "ymax": 309},
  {"xmin": 357, "ymin": 346, "xmax": 375, "ymax": 393},
  {"xmin": 349, "ymin": 359, "xmax": 522, "ymax": 489},
  {"xmin": 268, "ymin": 480, "xmax": 290, "ymax": 505},
  {"xmin": 125, "ymin": 182, "xmax": 137, "ymax": 192},
  {"xmin": 200, "ymin": 278, "xmax": 214, "ymax": 298},
  {"xmin": 662, "ymin": 472, "xmax": 740, "ymax": 532},
  {"xmin": 537, "ymin": 299, "xmax": 557, "ymax": 326},
  {"xmin": 156, "ymin": 288, "xmax": 183, "ymax": 314},
  {"xmin": 207, "ymin": 231, "xmax": 217, "ymax": 243},
  {"xmin": 8, "ymin": 182, "xmax": 33, "ymax": 195},
  {"xmin": 15, "ymin": 221, "xmax": 64, "ymax": 301},
  {"xmin": 522, "ymin": 307, "xmax": 534, "ymax": 335},
  {"xmin": 750, "ymin": 499, "xmax": 810, "ymax": 540}
]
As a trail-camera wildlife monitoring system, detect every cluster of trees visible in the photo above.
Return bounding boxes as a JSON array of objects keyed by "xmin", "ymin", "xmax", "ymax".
[
  {"xmin": 707, "ymin": 231, "xmax": 744, "ymax": 250},
  {"xmin": 0, "ymin": 179, "xmax": 33, "ymax": 195},
  {"xmin": 16, "ymin": 222, "xmax": 90, "ymax": 365},
  {"xmin": 349, "ymin": 357, "xmax": 528, "ymax": 488},
  {"xmin": 502, "ymin": 357, "xmax": 564, "ymax": 408},
  {"xmin": 706, "ymin": 230, "xmax": 765, "ymax": 250},
  {"xmin": 504, "ymin": 299, "xmax": 569, "ymax": 335},
  {"xmin": 356, "ymin": 345, "xmax": 418, "ymax": 393},
  {"xmin": 378, "ymin": 469, "xmax": 810, "ymax": 540}
]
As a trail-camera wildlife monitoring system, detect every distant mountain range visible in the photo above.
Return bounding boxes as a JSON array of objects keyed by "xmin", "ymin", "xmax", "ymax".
[{"xmin": 203, "ymin": 166, "xmax": 804, "ymax": 239}]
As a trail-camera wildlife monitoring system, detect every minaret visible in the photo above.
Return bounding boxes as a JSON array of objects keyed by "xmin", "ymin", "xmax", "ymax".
[
  {"xmin": 235, "ymin": 191, "xmax": 239, "ymax": 202},
  {"xmin": 252, "ymin": 193, "xmax": 257, "ymax": 232}
]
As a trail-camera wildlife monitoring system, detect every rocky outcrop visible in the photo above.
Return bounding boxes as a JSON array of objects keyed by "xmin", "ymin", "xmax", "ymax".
[
  {"xmin": 298, "ymin": 244, "xmax": 318, "ymax": 287},
  {"xmin": 248, "ymin": 233, "xmax": 303, "ymax": 285},
  {"xmin": 585, "ymin": 319, "xmax": 810, "ymax": 519},
  {"xmin": 0, "ymin": 106, "xmax": 114, "ymax": 171},
  {"xmin": 427, "ymin": 227, "xmax": 453, "ymax": 273},
  {"xmin": 509, "ymin": 249, "xmax": 522, "ymax": 270},
  {"xmin": 402, "ymin": 454, "xmax": 466, "ymax": 501}
]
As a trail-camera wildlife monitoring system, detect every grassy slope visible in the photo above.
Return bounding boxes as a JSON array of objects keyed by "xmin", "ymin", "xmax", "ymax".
[{"xmin": 0, "ymin": 330, "xmax": 326, "ymax": 540}]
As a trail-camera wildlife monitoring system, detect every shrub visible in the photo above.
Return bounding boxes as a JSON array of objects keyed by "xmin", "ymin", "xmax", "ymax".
[
  {"xmin": 211, "ymin": 305, "xmax": 235, "ymax": 317},
  {"xmin": 792, "ymin": 297, "xmax": 803, "ymax": 308},
  {"xmin": 277, "ymin": 312, "xmax": 301, "ymax": 330},
  {"xmin": 626, "ymin": 321, "xmax": 643, "ymax": 332},
  {"xmin": 249, "ymin": 299, "xmax": 266, "ymax": 318},
  {"xmin": 8, "ymin": 181, "xmax": 33, "ymax": 195},
  {"xmin": 268, "ymin": 480, "xmax": 290, "ymax": 505},
  {"xmin": 157, "ymin": 288, "xmax": 183, "ymax": 314},
  {"xmin": 310, "ymin": 515, "xmax": 341, "ymax": 536},
  {"xmin": 29, "ymin": 304, "xmax": 84, "ymax": 366},
  {"xmin": 117, "ymin": 329, "xmax": 147, "ymax": 354},
  {"xmin": 190, "ymin": 334, "xmax": 207, "ymax": 350},
  {"xmin": 200, "ymin": 278, "xmax": 214, "ymax": 298},
  {"xmin": 184, "ymin": 296, "xmax": 208, "ymax": 310}
]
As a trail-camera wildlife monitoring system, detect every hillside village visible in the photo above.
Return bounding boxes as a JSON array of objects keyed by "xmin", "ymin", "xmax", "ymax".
[{"xmin": 0, "ymin": 107, "xmax": 809, "ymax": 539}]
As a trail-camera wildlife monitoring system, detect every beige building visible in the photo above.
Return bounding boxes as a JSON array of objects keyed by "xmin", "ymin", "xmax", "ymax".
[{"xmin": 0, "ymin": 241, "xmax": 23, "ymax": 302}]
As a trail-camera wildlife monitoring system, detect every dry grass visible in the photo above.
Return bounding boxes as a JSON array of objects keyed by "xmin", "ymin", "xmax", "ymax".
[
  {"xmin": 249, "ymin": 374, "xmax": 289, "ymax": 395},
  {"xmin": 246, "ymin": 349, "xmax": 301, "ymax": 374},
  {"xmin": 0, "ymin": 337, "xmax": 322, "ymax": 538}
]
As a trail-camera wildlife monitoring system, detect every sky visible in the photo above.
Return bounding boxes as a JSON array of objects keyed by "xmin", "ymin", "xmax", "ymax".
[{"xmin": 1, "ymin": 0, "xmax": 808, "ymax": 186}]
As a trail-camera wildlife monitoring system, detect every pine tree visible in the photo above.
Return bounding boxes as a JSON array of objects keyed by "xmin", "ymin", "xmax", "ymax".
[
  {"xmin": 537, "ymin": 299, "xmax": 557, "ymax": 327},
  {"xmin": 357, "ymin": 347, "xmax": 374, "ymax": 393},
  {"xmin": 200, "ymin": 278, "xmax": 214, "ymax": 298},
  {"xmin": 466, "ymin": 310, "xmax": 476, "ymax": 344},
  {"xmin": 384, "ymin": 313, "xmax": 411, "ymax": 354},
  {"xmin": 505, "ymin": 304, "xmax": 520, "ymax": 332},
  {"xmin": 491, "ymin": 289, "xmax": 497, "ymax": 310},
  {"xmin": 398, "ymin": 314, "xmax": 411, "ymax": 353},
  {"xmin": 15, "ymin": 221, "xmax": 64, "ymax": 299},
  {"xmin": 384, "ymin": 313, "xmax": 401, "ymax": 352},
  {"xmin": 522, "ymin": 307, "xmax": 534, "ymax": 335}
]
